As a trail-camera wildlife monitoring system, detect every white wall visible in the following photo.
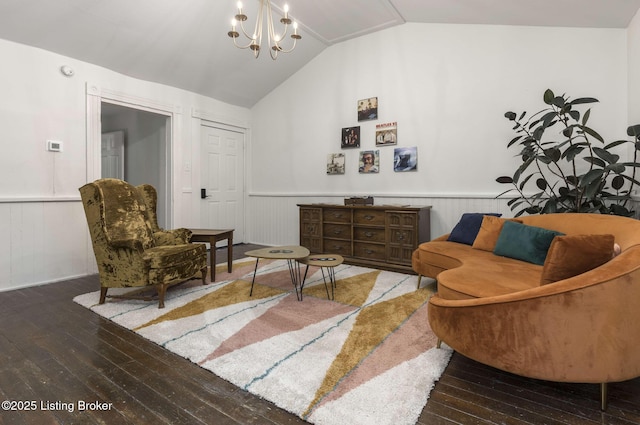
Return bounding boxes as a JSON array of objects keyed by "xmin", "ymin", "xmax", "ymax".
[
  {"xmin": 629, "ymin": 10, "xmax": 640, "ymax": 125},
  {"xmin": 248, "ymin": 23, "xmax": 629, "ymax": 246},
  {"xmin": 0, "ymin": 38, "xmax": 250, "ymax": 291}
]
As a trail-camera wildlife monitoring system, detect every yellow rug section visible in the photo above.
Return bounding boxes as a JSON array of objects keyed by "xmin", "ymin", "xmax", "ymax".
[
  {"xmin": 304, "ymin": 288, "xmax": 432, "ymax": 416},
  {"xmin": 134, "ymin": 279, "xmax": 285, "ymax": 331}
]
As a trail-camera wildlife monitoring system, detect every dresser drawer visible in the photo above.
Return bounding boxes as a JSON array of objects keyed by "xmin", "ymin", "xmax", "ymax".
[
  {"xmin": 324, "ymin": 223, "xmax": 351, "ymax": 240},
  {"xmin": 301, "ymin": 237, "xmax": 322, "ymax": 253},
  {"xmin": 323, "ymin": 238, "xmax": 351, "ymax": 255},
  {"xmin": 354, "ymin": 227, "xmax": 386, "ymax": 243},
  {"xmin": 354, "ymin": 209, "xmax": 385, "ymax": 226},
  {"xmin": 300, "ymin": 207, "xmax": 322, "ymax": 223},
  {"xmin": 301, "ymin": 222, "xmax": 321, "ymax": 237},
  {"xmin": 354, "ymin": 242, "xmax": 386, "ymax": 261},
  {"xmin": 324, "ymin": 208, "xmax": 351, "ymax": 223},
  {"xmin": 388, "ymin": 228, "xmax": 415, "ymax": 246}
]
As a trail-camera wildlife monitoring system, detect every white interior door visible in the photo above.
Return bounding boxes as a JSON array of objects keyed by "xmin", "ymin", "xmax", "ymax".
[
  {"xmin": 101, "ymin": 130, "xmax": 125, "ymax": 179},
  {"xmin": 200, "ymin": 124, "xmax": 245, "ymax": 244}
]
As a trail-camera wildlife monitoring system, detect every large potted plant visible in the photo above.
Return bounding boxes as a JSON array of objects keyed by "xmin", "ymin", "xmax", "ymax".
[{"xmin": 496, "ymin": 89, "xmax": 640, "ymax": 216}]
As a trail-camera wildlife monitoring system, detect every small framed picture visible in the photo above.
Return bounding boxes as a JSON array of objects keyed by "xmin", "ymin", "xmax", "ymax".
[
  {"xmin": 327, "ymin": 153, "xmax": 345, "ymax": 174},
  {"xmin": 376, "ymin": 122, "xmax": 397, "ymax": 146},
  {"xmin": 341, "ymin": 126, "xmax": 360, "ymax": 148},
  {"xmin": 359, "ymin": 150, "xmax": 380, "ymax": 173},
  {"xmin": 357, "ymin": 97, "xmax": 378, "ymax": 121},
  {"xmin": 394, "ymin": 147, "xmax": 418, "ymax": 172}
]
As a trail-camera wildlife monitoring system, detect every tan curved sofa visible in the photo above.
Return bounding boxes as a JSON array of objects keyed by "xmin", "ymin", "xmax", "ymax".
[{"xmin": 412, "ymin": 213, "xmax": 640, "ymax": 409}]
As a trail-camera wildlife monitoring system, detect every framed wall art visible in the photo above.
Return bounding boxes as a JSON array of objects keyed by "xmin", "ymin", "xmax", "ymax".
[
  {"xmin": 357, "ymin": 97, "xmax": 378, "ymax": 121},
  {"xmin": 327, "ymin": 153, "xmax": 345, "ymax": 174},
  {"xmin": 359, "ymin": 150, "xmax": 380, "ymax": 173},
  {"xmin": 341, "ymin": 126, "xmax": 360, "ymax": 148},
  {"xmin": 375, "ymin": 121, "xmax": 397, "ymax": 146},
  {"xmin": 393, "ymin": 147, "xmax": 418, "ymax": 172}
]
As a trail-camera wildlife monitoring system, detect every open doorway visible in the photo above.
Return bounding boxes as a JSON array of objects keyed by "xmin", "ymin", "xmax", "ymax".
[{"xmin": 101, "ymin": 102, "xmax": 171, "ymax": 228}]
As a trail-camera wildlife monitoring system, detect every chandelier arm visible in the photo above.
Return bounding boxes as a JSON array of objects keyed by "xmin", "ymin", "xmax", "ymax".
[{"xmin": 273, "ymin": 37, "xmax": 298, "ymax": 54}]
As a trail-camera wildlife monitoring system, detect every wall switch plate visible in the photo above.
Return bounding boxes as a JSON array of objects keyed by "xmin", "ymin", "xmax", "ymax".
[{"xmin": 47, "ymin": 140, "xmax": 63, "ymax": 152}]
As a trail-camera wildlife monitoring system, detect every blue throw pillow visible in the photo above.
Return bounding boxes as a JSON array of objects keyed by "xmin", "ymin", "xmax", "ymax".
[
  {"xmin": 493, "ymin": 221, "xmax": 564, "ymax": 265},
  {"xmin": 447, "ymin": 213, "xmax": 502, "ymax": 245}
]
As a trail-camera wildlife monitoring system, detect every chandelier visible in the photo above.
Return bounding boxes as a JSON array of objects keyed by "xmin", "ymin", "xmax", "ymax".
[{"xmin": 228, "ymin": 1, "xmax": 301, "ymax": 60}]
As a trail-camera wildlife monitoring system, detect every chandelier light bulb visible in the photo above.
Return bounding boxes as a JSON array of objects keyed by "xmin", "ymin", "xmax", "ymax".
[
  {"xmin": 284, "ymin": 4, "xmax": 289, "ymax": 18},
  {"xmin": 237, "ymin": 1, "xmax": 243, "ymax": 12}
]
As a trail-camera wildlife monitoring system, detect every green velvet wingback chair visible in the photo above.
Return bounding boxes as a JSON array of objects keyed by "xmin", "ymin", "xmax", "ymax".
[
  {"xmin": 135, "ymin": 183, "xmax": 192, "ymax": 245},
  {"xmin": 79, "ymin": 178, "xmax": 207, "ymax": 308}
]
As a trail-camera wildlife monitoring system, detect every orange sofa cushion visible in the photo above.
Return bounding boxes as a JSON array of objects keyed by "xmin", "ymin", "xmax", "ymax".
[
  {"xmin": 472, "ymin": 216, "xmax": 522, "ymax": 251},
  {"xmin": 540, "ymin": 234, "xmax": 615, "ymax": 284}
]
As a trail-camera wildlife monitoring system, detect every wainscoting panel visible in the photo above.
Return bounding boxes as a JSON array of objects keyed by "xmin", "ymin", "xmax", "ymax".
[
  {"xmin": 246, "ymin": 194, "xmax": 512, "ymax": 247},
  {"xmin": 0, "ymin": 200, "xmax": 91, "ymax": 292}
]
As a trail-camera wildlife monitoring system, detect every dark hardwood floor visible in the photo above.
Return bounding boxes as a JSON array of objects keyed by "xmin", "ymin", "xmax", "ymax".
[{"xmin": 1, "ymin": 243, "xmax": 639, "ymax": 425}]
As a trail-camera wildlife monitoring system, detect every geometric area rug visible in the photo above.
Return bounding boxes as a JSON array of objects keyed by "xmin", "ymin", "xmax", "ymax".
[{"xmin": 73, "ymin": 258, "xmax": 452, "ymax": 425}]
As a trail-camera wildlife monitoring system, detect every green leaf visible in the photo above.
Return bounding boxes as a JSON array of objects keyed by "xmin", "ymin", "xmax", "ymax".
[
  {"xmin": 580, "ymin": 169, "xmax": 605, "ymax": 187},
  {"xmin": 593, "ymin": 147, "xmax": 619, "ymax": 164},
  {"xmin": 612, "ymin": 175, "xmax": 625, "ymax": 190},
  {"xmin": 542, "ymin": 199, "xmax": 558, "ymax": 213},
  {"xmin": 605, "ymin": 139, "xmax": 629, "ymax": 149},
  {"xmin": 552, "ymin": 96, "xmax": 565, "ymax": 108},
  {"xmin": 543, "ymin": 89, "xmax": 555, "ymax": 104},
  {"xmin": 496, "ymin": 176, "xmax": 513, "ymax": 184},
  {"xmin": 627, "ymin": 124, "xmax": 640, "ymax": 138},
  {"xmin": 584, "ymin": 179, "xmax": 603, "ymax": 200},
  {"xmin": 568, "ymin": 110, "xmax": 580, "ymax": 122},
  {"xmin": 583, "ymin": 156, "xmax": 606, "ymax": 168},
  {"xmin": 606, "ymin": 163, "xmax": 626, "ymax": 174},
  {"xmin": 518, "ymin": 111, "xmax": 527, "ymax": 120},
  {"xmin": 581, "ymin": 125, "xmax": 604, "ymax": 143},
  {"xmin": 543, "ymin": 148, "xmax": 561, "ymax": 162},
  {"xmin": 519, "ymin": 173, "xmax": 535, "ymax": 190},
  {"xmin": 536, "ymin": 178, "xmax": 547, "ymax": 190},
  {"xmin": 507, "ymin": 135, "xmax": 523, "ymax": 148},
  {"xmin": 570, "ymin": 97, "xmax": 599, "ymax": 105},
  {"xmin": 563, "ymin": 145, "xmax": 585, "ymax": 162},
  {"xmin": 505, "ymin": 111, "xmax": 517, "ymax": 121},
  {"xmin": 582, "ymin": 108, "xmax": 591, "ymax": 125}
]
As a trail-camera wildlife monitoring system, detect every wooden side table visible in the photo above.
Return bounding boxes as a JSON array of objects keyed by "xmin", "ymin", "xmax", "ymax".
[
  {"xmin": 298, "ymin": 254, "xmax": 344, "ymax": 300},
  {"xmin": 245, "ymin": 246, "xmax": 310, "ymax": 301},
  {"xmin": 189, "ymin": 229, "xmax": 234, "ymax": 281}
]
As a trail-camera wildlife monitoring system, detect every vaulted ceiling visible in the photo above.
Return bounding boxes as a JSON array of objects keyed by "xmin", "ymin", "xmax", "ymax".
[{"xmin": 1, "ymin": 0, "xmax": 639, "ymax": 108}]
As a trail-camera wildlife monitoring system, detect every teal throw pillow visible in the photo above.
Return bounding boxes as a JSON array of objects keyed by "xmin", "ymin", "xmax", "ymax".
[
  {"xmin": 447, "ymin": 213, "xmax": 501, "ymax": 245},
  {"xmin": 493, "ymin": 221, "xmax": 564, "ymax": 265}
]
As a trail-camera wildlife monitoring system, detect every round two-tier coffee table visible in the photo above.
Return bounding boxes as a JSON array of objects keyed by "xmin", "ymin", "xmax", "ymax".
[{"xmin": 245, "ymin": 245, "xmax": 310, "ymax": 301}]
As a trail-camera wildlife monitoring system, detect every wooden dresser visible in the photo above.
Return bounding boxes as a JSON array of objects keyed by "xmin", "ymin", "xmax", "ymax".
[{"xmin": 298, "ymin": 204, "xmax": 431, "ymax": 273}]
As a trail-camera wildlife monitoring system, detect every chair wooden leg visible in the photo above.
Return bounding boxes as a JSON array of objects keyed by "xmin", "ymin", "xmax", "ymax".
[
  {"xmin": 157, "ymin": 284, "xmax": 168, "ymax": 309},
  {"xmin": 416, "ymin": 274, "xmax": 423, "ymax": 289},
  {"xmin": 201, "ymin": 266, "xmax": 208, "ymax": 285},
  {"xmin": 436, "ymin": 338, "xmax": 442, "ymax": 349},
  {"xmin": 99, "ymin": 287, "xmax": 108, "ymax": 304},
  {"xmin": 601, "ymin": 382, "xmax": 608, "ymax": 411}
]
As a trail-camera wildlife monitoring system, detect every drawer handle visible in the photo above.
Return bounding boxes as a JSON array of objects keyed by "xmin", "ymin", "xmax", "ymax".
[
  {"xmin": 364, "ymin": 215, "xmax": 375, "ymax": 221},
  {"xmin": 365, "ymin": 249, "xmax": 375, "ymax": 254},
  {"xmin": 333, "ymin": 229, "xmax": 343, "ymax": 235},
  {"xmin": 332, "ymin": 245, "xmax": 344, "ymax": 251},
  {"xmin": 365, "ymin": 232, "xmax": 374, "ymax": 238},
  {"xmin": 397, "ymin": 232, "xmax": 405, "ymax": 240},
  {"xmin": 332, "ymin": 213, "xmax": 343, "ymax": 218}
]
